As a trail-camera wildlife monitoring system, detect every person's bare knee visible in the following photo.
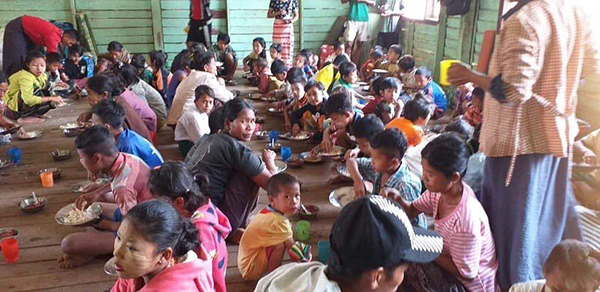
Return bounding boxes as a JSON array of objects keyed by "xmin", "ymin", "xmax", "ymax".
[
  {"xmin": 266, "ymin": 243, "xmax": 286, "ymax": 272},
  {"xmin": 61, "ymin": 234, "xmax": 78, "ymax": 254}
]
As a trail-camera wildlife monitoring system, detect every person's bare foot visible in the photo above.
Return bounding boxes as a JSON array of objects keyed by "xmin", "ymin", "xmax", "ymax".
[
  {"xmin": 226, "ymin": 228, "xmax": 245, "ymax": 245},
  {"xmin": 57, "ymin": 254, "xmax": 95, "ymax": 269},
  {"xmin": 17, "ymin": 117, "xmax": 45, "ymax": 124}
]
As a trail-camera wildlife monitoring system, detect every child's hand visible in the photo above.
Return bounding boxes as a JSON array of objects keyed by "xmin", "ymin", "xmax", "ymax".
[
  {"xmin": 583, "ymin": 152, "xmax": 598, "ymax": 165},
  {"xmin": 50, "ymin": 96, "xmax": 64, "ymax": 105},
  {"xmin": 74, "ymin": 192, "xmax": 101, "ymax": 210},
  {"xmin": 344, "ymin": 148, "xmax": 360, "ymax": 161},
  {"xmin": 320, "ymin": 138, "xmax": 333, "ymax": 153},
  {"xmin": 292, "ymin": 124, "xmax": 301, "ymax": 136},
  {"xmin": 380, "ymin": 187, "xmax": 401, "ymax": 201},
  {"xmin": 353, "ymin": 180, "xmax": 367, "ymax": 198}
]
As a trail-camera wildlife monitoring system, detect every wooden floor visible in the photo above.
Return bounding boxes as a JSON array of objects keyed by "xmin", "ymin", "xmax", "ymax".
[{"xmin": 0, "ymin": 75, "xmax": 344, "ymax": 292}]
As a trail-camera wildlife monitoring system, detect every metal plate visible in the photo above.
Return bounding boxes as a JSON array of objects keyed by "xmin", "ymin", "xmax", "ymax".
[
  {"xmin": 55, "ymin": 203, "xmax": 102, "ymax": 226},
  {"xmin": 329, "ymin": 186, "xmax": 355, "ymax": 208}
]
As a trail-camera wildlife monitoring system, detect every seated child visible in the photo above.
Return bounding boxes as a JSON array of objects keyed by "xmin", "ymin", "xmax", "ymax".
[
  {"xmin": 362, "ymin": 77, "xmax": 402, "ymax": 117},
  {"xmin": 58, "ymin": 126, "xmax": 153, "ymax": 268},
  {"xmin": 255, "ymin": 58, "xmax": 272, "ymax": 93},
  {"xmin": 0, "ymin": 71, "xmax": 21, "ymax": 137},
  {"xmin": 314, "ymin": 54, "xmax": 350, "ymax": 92},
  {"xmin": 290, "ymin": 80, "xmax": 327, "ymax": 139},
  {"xmin": 274, "ymin": 67, "xmax": 304, "ymax": 111},
  {"xmin": 267, "ymin": 61, "xmax": 290, "ymax": 100},
  {"xmin": 174, "ymin": 85, "xmax": 215, "ymax": 157},
  {"xmin": 149, "ymin": 162, "xmax": 232, "ymax": 292},
  {"xmin": 360, "ymin": 49, "xmax": 384, "ymax": 81},
  {"xmin": 149, "ymin": 50, "xmax": 172, "ymax": 102},
  {"xmin": 415, "ymin": 66, "xmax": 447, "ymax": 119},
  {"xmin": 319, "ymin": 89, "xmax": 364, "ymax": 151},
  {"xmin": 63, "ymin": 44, "xmax": 87, "ymax": 81},
  {"xmin": 213, "ymin": 33, "xmax": 238, "ymax": 82},
  {"xmin": 385, "ymin": 97, "xmax": 432, "ymax": 146},
  {"xmin": 238, "ymin": 173, "xmax": 302, "ymax": 280},
  {"xmin": 95, "ymin": 55, "xmax": 114, "ymax": 75},
  {"xmin": 509, "ymin": 239, "xmax": 600, "ymax": 292},
  {"xmin": 167, "ymin": 50, "xmax": 191, "ymax": 107},
  {"xmin": 573, "ymin": 127, "xmax": 600, "ymax": 210},
  {"xmin": 270, "ymin": 43, "xmax": 283, "ymax": 63},
  {"xmin": 346, "ymin": 128, "xmax": 426, "ymax": 229},
  {"xmin": 243, "ymin": 37, "xmax": 271, "ymax": 73},
  {"xmin": 300, "ymin": 49, "xmax": 319, "ymax": 74},
  {"xmin": 397, "ymin": 133, "xmax": 499, "ymax": 292},
  {"xmin": 374, "ymin": 102, "xmax": 394, "ymax": 124},
  {"xmin": 292, "ymin": 53, "xmax": 313, "ymax": 78},
  {"xmin": 282, "ymin": 75, "xmax": 307, "ymax": 130},
  {"xmin": 131, "ymin": 54, "xmax": 152, "ymax": 84},
  {"xmin": 377, "ymin": 44, "xmax": 402, "ymax": 76},
  {"xmin": 45, "ymin": 52, "xmax": 65, "ymax": 84},
  {"xmin": 463, "ymin": 86, "xmax": 484, "ymax": 127},
  {"xmin": 265, "ymin": 60, "xmax": 286, "ymax": 95},
  {"xmin": 331, "ymin": 61, "xmax": 358, "ymax": 93},
  {"xmin": 321, "ymin": 41, "xmax": 346, "ymax": 67},
  {"xmin": 451, "ymin": 82, "xmax": 474, "ymax": 118},
  {"xmin": 110, "ymin": 200, "xmax": 215, "ymax": 291},
  {"xmin": 4, "ymin": 51, "xmax": 63, "ymax": 124},
  {"xmin": 92, "ymin": 99, "xmax": 164, "ymax": 168}
]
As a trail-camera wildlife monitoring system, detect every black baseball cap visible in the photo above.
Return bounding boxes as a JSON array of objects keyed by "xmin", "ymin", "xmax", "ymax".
[{"xmin": 328, "ymin": 195, "xmax": 443, "ymax": 276}]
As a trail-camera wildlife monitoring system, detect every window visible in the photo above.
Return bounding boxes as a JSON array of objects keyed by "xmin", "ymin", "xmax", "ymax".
[{"xmin": 402, "ymin": 0, "xmax": 441, "ymax": 22}]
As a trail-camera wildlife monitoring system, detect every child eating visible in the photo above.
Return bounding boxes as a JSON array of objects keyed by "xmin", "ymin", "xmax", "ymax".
[
  {"xmin": 292, "ymin": 53, "xmax": 313, "ymax": 78},
  {"xmin": 64, "ymin": 44, "xmax": 88, "ymax": 81},
  {"xmin": 45, "ymin": 52, "xmax": 65, "ymax": 84},
  {"xmin": 92, "ymin": 99, "xmax": 164, "ymax": 168},
  {"xmin": 378, "ymin": 44, "xmax": 402, "ymax": 76},
  {"xmin": 282, "ymin": 75, "xmax": 307, "ymax": 131},
  {"xmin": 267, "ymin": 61, "xmax": 290, "ymax": 100},
  {"xmin": 149, "ymin": 162, "xmax": 232, "ymax": 292},
  {"xmin": 510, "ymin": 240, "xmax": 600, "ymax": 292},
  {"xmin": 396, "ymin": 133, "xmax": 499, "ymax": 291},
  {"xmin": 212, "ymin": 33, "xmax": 238, "ymax": 82},
  {"xmin": 265, "ymin": 60, "xmax": 286, "ymax": 95},
  {"xmin": 386, "ymin": 97, "xmax": 433, "ymax": 146},
  {"xmin": 451, "ymin": 82, "xmax": 474, "ymax": 119},
  {"xmin": 319, "ymin": 89, "xmax": 363, "ymax": 152},
  {"xmin": 243, "ymin": 37, "xmax": 271, "ymax": 72},
  {"xmin": 4, "ymin": 51, "xmax": 63, "ymax": 124},
  {"xmin": 238, "ymin": 173, "xmax": 302, "ymax": 280},
  {"xmin": 331, "ymin": 61, "xmax": 358, "ymax": 93},
  {"xmin": 314, "ymin": 54, "xmax": 350, "ymax": 92},
  {"xmin": 414, "ymin": 66, "xmax": 447, "ymax": 119},
  {"xmin": 174, "ymin": 85, "xmax": 215, "ymax": 157},
  {"xmin": 290, "ymin": 80, "xmax": 327, "ymax": 139},
  {"xmin": 255, "ymin": 58, "xmax": 272, "ymax": 93},
  {"xmin": 58, "ymin": 126, "xmax": 153, "ymax": 269},
  {"xmin": 463, "ymin": 86, "xmax": 484, "ymax": 128},
  {"xmin": 362, "ymin": 77, "xmax": 402, "ymax": 116},
  {"xmin": 346, "ymin": 128, "xmax": 426, "ymax": 228},
  {"xmin": 110, "ymin": 200, "xmax": 214, "ymax": 291},
  {"xmin": 270, "ymin": 43, "xmax": 283, "ymax": 63},
  {"xmin": 360, "ymin": 49, "xmax": 384, "ymax": 81}
]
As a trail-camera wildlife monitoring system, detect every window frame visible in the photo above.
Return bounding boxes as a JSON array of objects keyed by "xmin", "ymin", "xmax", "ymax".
[{"xmin": 401, "ymin": 0, "xmax": 441, "ymax": 24}]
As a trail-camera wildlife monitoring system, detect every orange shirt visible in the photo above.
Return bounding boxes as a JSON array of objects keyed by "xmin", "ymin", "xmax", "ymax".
[{"xmin": 385, "ymin": 117, "xmax": 424, "ymax": 147}]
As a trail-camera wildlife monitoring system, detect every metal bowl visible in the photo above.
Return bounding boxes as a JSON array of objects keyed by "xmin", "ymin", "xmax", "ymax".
[
  {"xmin": 52, "ymin": 150, "xmax": 71, "ymax": 161},
  {"xmin": 0, "ymin": 228, "xmax": 18, "ymax": 240},
  {"xmin": 19, "ymin": 196, "xmax": 48, "ymax": 214},
  {"xmin": 298, "ymin": 204, "xmax": 320, "ymax": 220},
  {"xmin": 288, "ymin": 158, "xmax": 304, "ymax": 169},
  {"xmin": 266, "ymin": 142, "xmax": 282, "ymax": 152},
  {"xmin": 38, "ymin": 168, "xmax": 61, "ymax": 180},
  {"xmin": 300, "ymin": 152, "xmax": 323, "ymax": 163},
  {"xmin": 255, "ymin": 131, "xmax": 269, "ymax": 140}
]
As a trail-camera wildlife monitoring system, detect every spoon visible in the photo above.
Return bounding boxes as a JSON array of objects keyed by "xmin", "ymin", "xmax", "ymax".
[
  {"xmin": 300, "ymin": 204, "xmax": 312, "ymax": 215},
  {"xmin": 32, "ymin": 192, "xmax": 39, "ymax": 205}
]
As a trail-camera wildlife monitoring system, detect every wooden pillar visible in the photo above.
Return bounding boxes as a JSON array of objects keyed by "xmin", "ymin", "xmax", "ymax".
[
  {"xmin": 69, "ymin": 0, "xmax": 77, "ymax": 26},
  {"xmin": 299, "ymin": 0, "xmax": 304, "ymax": 50},
  {"xmin": 226, "ymin": 0, "xmax": 232, "ymax": 34},
  {"xmin": 432, "ymin": 6, "xmax": 448, "ymax": 82},
  {"xmin": 405, "ymin": 22, "xmax": 415, "ymax": 55},
  {"xmin": 151, "ymin": 0, "xmax": 164, "ymax": 50},
  {"xmin": 457, "ymin": 0, "xmax": 479, "ymax": 64}
]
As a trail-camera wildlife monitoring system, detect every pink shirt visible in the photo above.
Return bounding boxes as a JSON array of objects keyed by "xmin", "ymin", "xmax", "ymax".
[
  {"xmin": 258, "ymin": 67, "xmax": 270, "ymax": 93},
  {"xmin": 120, "ymin": 89, "xmax": 158, "ymax": 133},
  {"xmin": 109, "ymin": 153, "xmax": 153, "ymax": 215},
  {"xmin": 191, "ymin": 200, "xmax": 232, "ymax": 292},
  {"xmin": 412, "ymin": 182, "xmax": 499, "ymax": 292}
]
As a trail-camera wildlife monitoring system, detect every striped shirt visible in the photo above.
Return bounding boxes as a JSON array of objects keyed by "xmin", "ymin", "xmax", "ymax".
[
  {"xmin": 412, "ymin": 182, "xmax": 499, "ymax": 292},
  {"xmin": 575, "ymin": 205, "xmax": 600, "ymax": 251},
  {"xmin": 481, "ymin": 0, "xmax": 600, "ymax": 159},
  {"xmin": 108, "ymin": 153, "xmax": 153, "ymax": 214}
]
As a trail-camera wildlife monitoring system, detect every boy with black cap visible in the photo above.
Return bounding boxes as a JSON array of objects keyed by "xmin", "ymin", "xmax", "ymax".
[{"xmin": 254, "ymin": 195, "xmax": 443, "ymax": 292}]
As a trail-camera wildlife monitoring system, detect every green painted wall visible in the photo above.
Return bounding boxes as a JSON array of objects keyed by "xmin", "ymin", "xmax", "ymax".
[{"xmin": 0, "ymin": 0, "xmax": 72, "ymax": 31}]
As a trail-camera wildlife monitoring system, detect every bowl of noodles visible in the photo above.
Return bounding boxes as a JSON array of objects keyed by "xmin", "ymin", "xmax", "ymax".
[{"xmin": 55, "ymin": 202, "xmax": 102, "ymax": 226}]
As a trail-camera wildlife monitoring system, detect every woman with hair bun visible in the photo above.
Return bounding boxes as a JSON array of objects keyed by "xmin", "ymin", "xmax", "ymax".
[
  {"xmin": 110, "ymin": 200, "xmax": 214, "ymax": 291},
  {"xmin": 149, "ymin": 161, "xmax": 231, "ymax": 292}
]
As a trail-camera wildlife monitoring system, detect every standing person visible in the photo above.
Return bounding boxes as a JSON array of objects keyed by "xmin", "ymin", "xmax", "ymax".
[
  {"xmin": 187, "ymin": 0, "xmax": 213, "ymax": 49},
  {"xmin": 447, "ymin": 0, "xmax": 599, "ymax": 289},
  {"xmin": 267, "ymin": 0, "xmax": 299, "ymax": 65},
  {"xmin": 2, "ymin": 15, "xmax": 79, "ymax": 76},
  {"xmin": 377, "ymin": 0, "xmax": 404, "ymax": 49},
  {"xmin": 341, "ymin": 0, "xmax": 376, "ymax": 66}
]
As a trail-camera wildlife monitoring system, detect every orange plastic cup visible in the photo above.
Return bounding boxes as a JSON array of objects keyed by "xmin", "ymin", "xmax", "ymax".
[
  {"xmin": 1, "ymin": 238, "xmax": 19, "ymax": 263},
  {"xmin": 40, "ymin": 171, "xmax": 54, "ymax": 188}
]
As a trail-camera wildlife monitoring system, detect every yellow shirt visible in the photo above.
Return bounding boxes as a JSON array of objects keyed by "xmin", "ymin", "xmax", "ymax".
[
  {"xmin": 378, "ymin": 61, "xmax": 400, "ymax": 76},
  {"xmin": 385, "ymin": 117, "xmax": 424, "ymax": 147},
  {"xmin": 268, "ymin": 76, "xmax": 284, "ymax": 93},
  {"xmin": 314, "ymin": 64, "xmax": 340, "ymax": 90},
  {"xmin": 4, "ymin": 70, "xmax": 47, "ymax": 112},
  {"xmin": 237, "ymin": 208, "xmax": 293, "ymax": 280}
]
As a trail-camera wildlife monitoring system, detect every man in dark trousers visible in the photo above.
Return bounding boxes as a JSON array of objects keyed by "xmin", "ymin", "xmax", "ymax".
[
  {"xmin": 187, "ymin": 0, "xmax": 212, "ymax": 49},
  {"xmin": 2, "ymin": 15, "xmax": 79, "ymax": 77}
]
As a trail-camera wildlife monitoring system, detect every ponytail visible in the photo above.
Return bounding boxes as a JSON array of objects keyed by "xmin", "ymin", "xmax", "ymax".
[
  {"xmin": 149, "ymin": 161, "xmax": 209, "ymax": 213},
  {"xmin": 173, "ymin": 220, "xmax": 200, "ymax": 257}
]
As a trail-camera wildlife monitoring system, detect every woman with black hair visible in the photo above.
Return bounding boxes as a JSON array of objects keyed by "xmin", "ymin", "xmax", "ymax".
[
  {"xmin": 185, "ymin": 98, "xmax": 278, "ymax": 243},
  {"xmin": 108, "ymin": 41, "xmax": 131, "ymax": 64},
  {"xmin": 110, "ymin": 200, "xmax": 214, "ymax": 291}
]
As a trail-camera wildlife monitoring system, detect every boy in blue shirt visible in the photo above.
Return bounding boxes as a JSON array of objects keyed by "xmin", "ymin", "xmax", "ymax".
[
  {"xmin": 414, "ymin": 66, "xmax": 447, "ymax": 120},
  {"xmin": 92, "ymin": 99, "xmax": 163, "ymax": 168}
]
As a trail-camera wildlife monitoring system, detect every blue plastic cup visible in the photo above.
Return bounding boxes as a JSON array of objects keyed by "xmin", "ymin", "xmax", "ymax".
[
  {"xmin": 318, "ymin": 240, "xmax": 330, "ymax": 263},
  {"xmin": 268, "ymin": 130, "xmax": 279, "ymax": 143},
  {"xmin": 281, "ymin": 146, "xmax": 292, "ymax": 162},
  {"xmin": 8, "ymin": 148, "xmax": 22, "ymax": 164}
]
